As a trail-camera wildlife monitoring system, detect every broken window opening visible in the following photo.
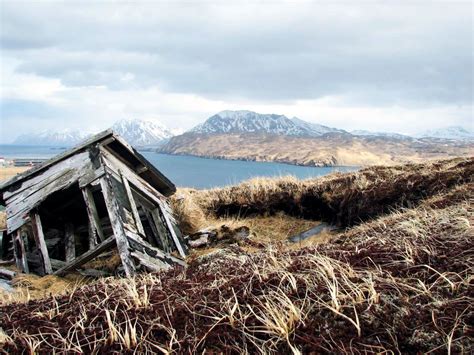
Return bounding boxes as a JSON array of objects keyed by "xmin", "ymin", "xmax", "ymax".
[{"xmin": 129, "ymin": 186, "xmax": 176, "ymax": 254}]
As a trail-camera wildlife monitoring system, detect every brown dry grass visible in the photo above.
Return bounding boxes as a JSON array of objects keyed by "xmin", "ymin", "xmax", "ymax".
[
  {"xmin": 1, "ymin": 157, "xmax": 472, "ymax": 353},
  {"xmin": 0, "ymin": 272, "xmax": 88, "ymax": 305},
  {"xmin": 172, "ymin": 157, "xmax": 473, "ymax": 233},
  {"xmin": 1, "ymin": 183, "xmax": 472, "ymax": 353}
]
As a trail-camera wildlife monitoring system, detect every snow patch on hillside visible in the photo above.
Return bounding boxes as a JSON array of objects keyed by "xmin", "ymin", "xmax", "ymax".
[{"xmin": 111, "ymin": 118, "xmax": 173, "ymax": 146}]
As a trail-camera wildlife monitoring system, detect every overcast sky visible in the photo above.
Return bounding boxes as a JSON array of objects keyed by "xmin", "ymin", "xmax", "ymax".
[{"xmin": 0, "ymin": 0, "xmax": 472, "ymax": 143}]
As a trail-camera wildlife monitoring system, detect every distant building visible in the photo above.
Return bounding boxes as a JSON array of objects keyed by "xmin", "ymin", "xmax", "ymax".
[{"xmin": 13, "ymin": 158, "xmax": 47, "ymax": 167}]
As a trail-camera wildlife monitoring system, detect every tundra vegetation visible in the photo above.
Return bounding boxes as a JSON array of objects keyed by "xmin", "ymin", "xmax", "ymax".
[{"xmin": 0, "ymin": 157, "xmax": 473, "ymax": 353}]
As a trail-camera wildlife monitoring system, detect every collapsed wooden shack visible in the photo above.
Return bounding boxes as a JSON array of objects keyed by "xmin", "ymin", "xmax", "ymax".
[{"xmin": 0, "ymin": 130, "xmax": 187, "ymax": 277}]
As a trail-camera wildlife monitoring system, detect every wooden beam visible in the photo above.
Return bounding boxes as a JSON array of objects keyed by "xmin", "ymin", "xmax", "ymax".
[
  {"xmin": 54, "ymin": 236, "xmax": 115, "ymax": 276},
  {"xmin": 12, "ymin": 231, "xmax": 20, "ymax": 271},
  {"xmin": 131, "ymin": 250, "xmax": 170, "ymax": 272},
  {"xmin": 157, "ymin": 200, "xmax": 186, "ymax": 258},
  {"xmin": 100, "ymin": 148, "xmax": 166, "ymax": 205},
  {"xmin": 31, "ymin": 213, "xmax": 52, "ymax": 275},
  {"xmin": 144, "ymin": 208, "xmax": 166, "ymax": 249},
  {"xmin": 100, "ymin": 175, "xmax": 135, "ymax": 277},
  {"xmin": 82, "ymin": 186, "xmax": 105, "ymax": 244},
  {"xmin": 5, "ymin": 152, "xmax": 94, "ymax": 233},
  {"xmin": 0, "ymin": 268, "xmax": 16, "ymax": 280},
  {"xmin": 150, "ymin": 208, "xmax": 172, "ymax": 253},
  {"xmin": 120, "ymin": 173, "xmax": 146, "ymax": 236},
  {"xmin": 13, "ymin": 230, "xmax": 29, "ymax": 273},
  {"xmin": 50, "ymin": 258, "xmax": 67, "ymax": 271},
  {"xmin": 126, "ymin": 229, "xmax": 185, "ymax": 267},
  {"xmin": 64, "ymin": 223, "xmax": 76, "ymax": 262}
]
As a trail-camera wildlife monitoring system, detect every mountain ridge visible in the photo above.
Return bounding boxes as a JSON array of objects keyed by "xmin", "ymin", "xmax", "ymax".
[
  {"xmin": 9, "ymin": 111, "xmax": 473, "ymax": 155},
  {"xmin": 190, "ymin": 110, "xmax": 345, "ymax": 137},
  {"xmin": 11, "ymin": 118, "xmax": 173, "ymax": 147},
  {"xmin": 111, "ymin": 118, "xmax": 173, "ymax": 147},
  {"xmin": 159, "ymin": 110, "xmax": 473, "ymax": 167},
  {"xmin": 12, "ymin": 129, "xmax": 87, "ymax": 146}
]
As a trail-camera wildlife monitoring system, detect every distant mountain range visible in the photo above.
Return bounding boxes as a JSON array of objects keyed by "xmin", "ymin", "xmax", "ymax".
[
  {"xmin": 190, "ymin": 110, "xmax": 345, "ymax": 137},
  {"xmin": 10, "ymin": 111, "xmax": 473, "ymax": 165},
  {"xmin": 13, "ymin": 130, "xmax": 86, "ymax": 146},
  {"xmin": 351, "ymin": 130, "xmax": 412, "ymax": 140},
  {"xmin": 159, "ymin": 110, "xmax": 473, "ymax": 167},
  {"xmin": 12, "ymin": 119, "xmax": 174, "ymax": 147},
  {"xmin": 418, "ymin": 126, "xmax": 474, "ymax": 140},
  {"xmin": 111, "ymin": 119, "xmax": 173, "ymax": 147},
  {"xmin": 188, "ymin": 110, "xmax": 472, "ymax": 141}
]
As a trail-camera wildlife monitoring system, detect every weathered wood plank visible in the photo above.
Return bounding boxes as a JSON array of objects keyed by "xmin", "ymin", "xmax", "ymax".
[
  {"xmin": 112, "ymin": 134, "xmax": 175, "ymax": 196},
  {"xmin": 12, "ymin": 232, "xmax": 20, "ymax": 270},
  {"xmin": 50, "ymin": 258, "xmax": 67, "ymax": 271},
  {"xmin": 0, "ymin": 268, "xmax": 16, "ymax": 280},
  {"xmin": 31, "ymin": 213, "xmax": 53, "ymax": 275},
  {"xmin": 100, "ymin": 148, "xmax": 166, "ymax": 206},
  {"xmin": 130, "ymin": 250, "xmax": 170, "ymax": 272},
  {"xmin": 142, "ymin": 208, "xmax": 163, "ymax": 248},
  {"xmin": 3, "ymin": 152, "xmax": 90, "ymax": 201},
  {"xmin": 78, "ymin": 166, "xmax": 106, "ymax": 188},
  {"xmin": 78, "ymin": 269, "xmax": 111, "ymax": 278},
  {"xmin": 5, "ymin": 152, "xmax": 94, "ymax": 233},
  {"xmin": 64, "ymin": 223, "xmax": 76, "ymax": 262},
  {"xmin": 100, "ymin": 175, "xmax": 136, "ymax": 277},
  {"xmin": 82, "ymin": 186, "xmax": 105, "ymax": 243},
  {"xmin": 102, "ymin": 148, "xmax": 185, "ymax": 257},
  {"xmin": 156, "ymin": 200, "xmax": 186, "ymax": 258},
  {"xmin": 121, "ymin": 174, "xmax": 146, "ymax": 236},
  {"xmin": 4, "ymin": 152, "xmax": 91, "ymax": 203},
  {"xmin": 13, "ymin": 230, "xmax": 29, "ymax": 273},
  {"xmin": 126, "ymin": 229, "xmax": 185, "ymax": 267},
  {"xmin": 0, "ymin": 130, "xmax": 113, "ymax": 193},
  {"xmin": 54, "ymin": 236, "xmax": 115, "ymax": 276},
  {"xmin": 0, "ymin": 259, "xmax": 14, "ymax": 266},
  {"xmin": 150, "ymin": 208, "xmax": 172, "ymax": 253}
]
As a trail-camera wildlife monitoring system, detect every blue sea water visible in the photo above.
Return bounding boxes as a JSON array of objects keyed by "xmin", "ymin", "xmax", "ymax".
[{"xmin": 0, "ymin": 145, "xmax": 357, "ymax": 189}]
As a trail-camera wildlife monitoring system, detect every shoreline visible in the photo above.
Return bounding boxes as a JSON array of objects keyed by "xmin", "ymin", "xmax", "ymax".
[{"xmin": 154, "ymin": 151, "xmax": 360, "ymax": 169}]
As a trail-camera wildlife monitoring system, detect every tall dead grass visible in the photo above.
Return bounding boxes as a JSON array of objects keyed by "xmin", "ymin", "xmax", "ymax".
[
  {"xmin": 172, "ymin": 157, "xmax": 473, "ymax": 234},
  {"xmin": 1, "ymin": 157, "xmax": 472, "ymax": 353},
  {"xmin": 1, "ymin": 183, "xmax": 472, "ymax": 353}
]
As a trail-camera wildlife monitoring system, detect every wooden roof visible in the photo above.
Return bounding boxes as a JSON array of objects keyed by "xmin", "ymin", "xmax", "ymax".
[{"xmin": 0, "ymin": 130, "xmax": 176, "ymax": 202}]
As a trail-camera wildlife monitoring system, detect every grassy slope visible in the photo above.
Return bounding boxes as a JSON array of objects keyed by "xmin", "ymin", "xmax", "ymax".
[
  {"xmin": 1, "ymin": 157, "xmax": 473, "ymax": 353},
  {"xmin": 160, "ymin": 132, "xmax": 474, "ymax": 166},
  {"xmin": 172, "ymin": 157, "xmax": 474, "ymax": 233}
]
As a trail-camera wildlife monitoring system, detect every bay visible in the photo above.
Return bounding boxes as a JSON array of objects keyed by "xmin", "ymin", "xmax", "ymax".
[{"xmin": 0, "ymin": 145, "xmax": 357, "ymax": 189}]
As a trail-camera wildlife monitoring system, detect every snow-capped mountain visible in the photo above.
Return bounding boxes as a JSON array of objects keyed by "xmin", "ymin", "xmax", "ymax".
[
  {"xmin": 13, "ymin": 129, "xmax": 87, "ymax": 146},
  {"xmin": 190, "ymin": 110, "xmax": 343, "ymax": 137},
  {"xmin": 351, "ymin": 130, "xmax": 412, "ymax": 140},
  {"xmin": 418, "ymin": 126, "xmax": 474, "ymax": 140},
  {"xmin": 12, "ymin": 119, "xmax": 174, "ymax": 147},
  {"xmin": 291, "ymin": 117, "xmax": 347, "ymax": 136},
  {"xmin": 191, "ymin": 110, "xmax": 308, "ymax": 136},
  {"xmin": 111, "ymin": 119, "xmax": 174, "ymax": 146}
]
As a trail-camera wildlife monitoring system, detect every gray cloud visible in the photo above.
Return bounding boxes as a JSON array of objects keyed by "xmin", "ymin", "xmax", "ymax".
[{"xmin": 1, "ymin": 1, "xmax": 472, "ymax": 104}]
